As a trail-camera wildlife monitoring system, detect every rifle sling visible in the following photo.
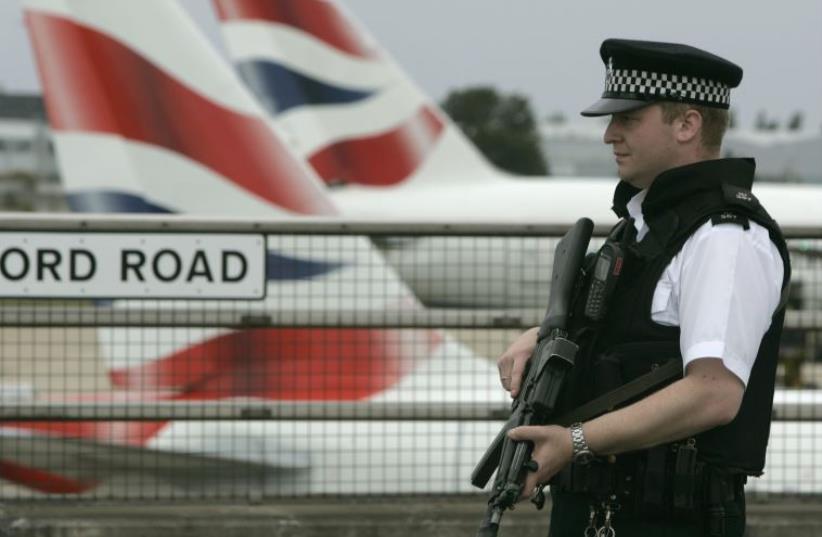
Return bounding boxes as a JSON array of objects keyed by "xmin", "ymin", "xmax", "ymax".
[{"xmin": 555, "ymin": 358, "xmax": 682, "ymax": 426}]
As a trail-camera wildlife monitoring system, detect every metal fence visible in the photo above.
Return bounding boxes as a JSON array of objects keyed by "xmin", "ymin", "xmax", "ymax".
[{"xmin": 0, "ymin": 215, "xmax": 820, "ymax": 501}]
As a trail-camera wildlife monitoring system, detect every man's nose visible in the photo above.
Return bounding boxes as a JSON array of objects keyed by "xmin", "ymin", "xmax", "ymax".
[{"xmin": 603, "ymin": 118, "xmax": 620, "ymax": 145}]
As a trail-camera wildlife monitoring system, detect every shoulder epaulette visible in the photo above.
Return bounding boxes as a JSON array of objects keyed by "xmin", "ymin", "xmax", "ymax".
[{"xmin": 710, "ymin": 211, "xmax": 750, "ymax": 230}]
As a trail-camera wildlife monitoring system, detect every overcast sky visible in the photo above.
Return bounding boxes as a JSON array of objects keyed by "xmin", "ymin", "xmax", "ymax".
[{"xmin": 1, "ymin": 0, "xmax": 820, "ymax": 131}]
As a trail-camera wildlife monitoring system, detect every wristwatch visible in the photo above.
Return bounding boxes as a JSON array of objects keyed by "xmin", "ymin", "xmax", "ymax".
[{"xmin": 570, "ymin": 422, "xmax": 595, "ymax": 465}]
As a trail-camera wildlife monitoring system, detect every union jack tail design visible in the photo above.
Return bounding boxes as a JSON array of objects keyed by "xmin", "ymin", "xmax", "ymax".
[{"xmin": 214, "ymin": 0, "xmax": 500, "ymax": 187}]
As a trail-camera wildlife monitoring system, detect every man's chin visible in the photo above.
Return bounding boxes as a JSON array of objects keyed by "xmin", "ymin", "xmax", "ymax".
[
  {"xmin": 618, "ymin": 173, "xmax": 649, "ymax": 189},
  {"xmin": 617, "ymin": 169, "xmax": 634, "ymax": 184}
]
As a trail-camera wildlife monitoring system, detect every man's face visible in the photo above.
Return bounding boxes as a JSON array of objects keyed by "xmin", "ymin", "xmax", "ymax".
[{"xmin": 603, "ymin": 104, "xmax": 679, "ymax": 189}]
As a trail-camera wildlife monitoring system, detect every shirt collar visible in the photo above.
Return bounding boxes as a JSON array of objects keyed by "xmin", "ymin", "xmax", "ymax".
[
  {"xmin": 626, "ymin": 188, "xmax": 649, "ymax": 241},
  {"xmin": 610, "ymin": 158, "xmax": 756, "ymax": 220},
  {"xmin": 611, "ymin": 158, "xmax": 757, "ymax": 242}
]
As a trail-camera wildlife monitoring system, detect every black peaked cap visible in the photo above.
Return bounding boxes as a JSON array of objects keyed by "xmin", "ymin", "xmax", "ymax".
[{"xmin": 581, "ymin": 38, "xmax": 743, "ymax": 116}]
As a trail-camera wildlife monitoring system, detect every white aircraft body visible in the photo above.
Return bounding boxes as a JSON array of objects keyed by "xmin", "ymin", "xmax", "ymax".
[{"xmin": 213, "ymin": 0, "xmax": 822, "ymax": 308}]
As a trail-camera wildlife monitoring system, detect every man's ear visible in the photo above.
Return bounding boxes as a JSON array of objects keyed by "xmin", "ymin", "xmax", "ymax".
[{"xmin": 675, "ymin": 108, "xmax": 703, "ymax": 144}]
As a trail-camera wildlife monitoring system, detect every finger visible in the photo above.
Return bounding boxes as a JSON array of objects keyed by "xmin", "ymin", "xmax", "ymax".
[
  {"xmin": 519, "ymin": 470, "xmax": 540, "ymax": 501},
  {"xmin": 499, "ymin": 372, "xmax": 512, "ymax": 391},
  {"xmin": 497, "ymin": 350, "xmax": 512, "ymax": 373},
  {"xmin": 509, "ymin": 355, "xmax": 528, "ymax": 397},
  {"xmin": 500, "ymin": 377, "xmax": 511, "ymax": 392},
  {"xmin": 507, "ymin": 425, "xmax": 538, "ymax": 442},
  {"xmin": 497, "ymin": 357, "xmax": 513, "ymax": 392}
]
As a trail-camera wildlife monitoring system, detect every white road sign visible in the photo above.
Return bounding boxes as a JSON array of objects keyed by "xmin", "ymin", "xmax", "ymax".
[{"xmin": 0, "ymin": 232, "xmax": 266, "ymax": 299}]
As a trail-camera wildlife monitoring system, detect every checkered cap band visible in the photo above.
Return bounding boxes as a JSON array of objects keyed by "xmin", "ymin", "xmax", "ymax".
[{"xmin": 604, "ymin": 68, "xmax": 731, "ymax": 107}]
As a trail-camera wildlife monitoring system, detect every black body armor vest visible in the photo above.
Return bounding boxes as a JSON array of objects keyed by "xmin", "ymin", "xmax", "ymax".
[{"xmin": 561, "ymin": 158, "xmax": 791, "ymax": 476}]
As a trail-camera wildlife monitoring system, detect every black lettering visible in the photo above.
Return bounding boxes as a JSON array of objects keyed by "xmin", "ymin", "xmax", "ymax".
[
  {"xmin": 222, "ymin": 250, "xmax": 247, "ymax": 282},
  {"xmin": 1, "ymin": 248, "xmax": 30, "ymax": 281},
  {"xmin": 186, "ymin": 250, "xmax": 214, "ymax": 282},
  {"xmin": 121, "ymin": 250, "xmax": 146, "ymax": 282},
  {"xmin": 153, "ymin": 249, "xmax": 181, "ymax": 282},
  {"xmin": 70, "ymin": 249, "xmax": 96, "ymax": 281},
  {"xmin": 37, "ymin": 249, "xmax": 62, "ymax": 281}
]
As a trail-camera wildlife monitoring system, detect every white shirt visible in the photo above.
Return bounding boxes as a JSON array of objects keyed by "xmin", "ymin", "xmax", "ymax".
[{"xmin": 627, "ymin": 189, "xmax": 785, "ymax": 387}]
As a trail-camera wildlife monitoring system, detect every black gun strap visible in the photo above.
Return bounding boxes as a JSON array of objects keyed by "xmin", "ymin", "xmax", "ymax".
[{"xmin": 555, "ymin": 359, "xmax": 682, "ymax": 426}]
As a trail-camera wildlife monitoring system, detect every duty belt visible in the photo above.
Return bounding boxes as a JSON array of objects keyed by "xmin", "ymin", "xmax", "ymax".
[{"xmin": 552, "ymin": 447, "xmax": 746, "ymax": 533}]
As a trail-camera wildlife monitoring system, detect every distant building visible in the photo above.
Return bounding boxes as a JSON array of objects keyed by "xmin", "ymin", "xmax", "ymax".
[
  {"xmin": 0, "ymin": 92, "xmax": 66, "ymax": 211},
  {"xmin": 722, "ymin": 130, "xmax": 822, "ymax": 184},
  {"xmin": 541, "ymin": 120, "xmax": 822, "ymax": 183},
  {"xmin": 540, "ymin": 120, "xmax": 613, "ymax": 177}
]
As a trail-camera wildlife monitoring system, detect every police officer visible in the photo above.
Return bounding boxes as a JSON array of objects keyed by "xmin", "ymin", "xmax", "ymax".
[{"xmin": 497, "ymin": 39, "xmax": 791, "ymax": 536}]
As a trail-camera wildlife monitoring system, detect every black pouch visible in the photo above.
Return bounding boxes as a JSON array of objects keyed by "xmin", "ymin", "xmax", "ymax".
[
  {"xmin": 570, "ymin": 462, "xmax": 592, "ymax": 494},
  {"xmin": 640, "ymin": 445, "xmax": 668, "ymax": 513},
  {"xmin": 705, "ymin": 469, "xmax": 727, "ymax": 537},
  {"xmin": 673, "ymin": 438, "xmax": 698, "ymax": 516},
  {"xmin": 566, "ymin": 460, "xmax": 615, "ymax": 506}
]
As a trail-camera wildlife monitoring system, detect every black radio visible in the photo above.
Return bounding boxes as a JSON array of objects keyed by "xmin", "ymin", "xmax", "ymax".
[{"xmin": 583, "ymin": 242, "xmax": 624, "ymax": 321}]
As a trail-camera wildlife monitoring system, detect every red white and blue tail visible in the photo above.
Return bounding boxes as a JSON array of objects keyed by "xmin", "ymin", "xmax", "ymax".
[
  {"xmin": 26, "ymin": 0, "xmax": 333, "ymax": 217},
  {"xmin": 214, "ymin": 0, "xmax": 501, "ymax": 186}
]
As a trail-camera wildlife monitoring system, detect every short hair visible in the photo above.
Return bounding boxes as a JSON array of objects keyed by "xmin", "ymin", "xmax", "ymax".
[{"xmin": 659, "ymin": 102, "xmax": 729, "ymax": 152}]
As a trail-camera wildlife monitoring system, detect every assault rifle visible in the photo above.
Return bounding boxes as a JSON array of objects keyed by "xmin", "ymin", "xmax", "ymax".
[{"xmin": 471, "ymin": 217, "xmax": 594, "ymax": 537}]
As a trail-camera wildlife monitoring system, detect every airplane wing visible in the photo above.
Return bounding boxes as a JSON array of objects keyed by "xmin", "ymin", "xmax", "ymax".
[{"xmin": 0, "ymin": 428, "xmax": 305, "ymax": 494}]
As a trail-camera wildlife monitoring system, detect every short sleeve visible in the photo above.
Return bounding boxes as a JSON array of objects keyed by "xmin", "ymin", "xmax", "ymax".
[{"xmin": 676, "ymin": 221, "xmax": 784, "ymax": 386}]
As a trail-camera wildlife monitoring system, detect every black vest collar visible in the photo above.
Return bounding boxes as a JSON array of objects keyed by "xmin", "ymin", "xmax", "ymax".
[{"xmin": 611, "ymin": 158, "xmax": 756, "ymax": 219}]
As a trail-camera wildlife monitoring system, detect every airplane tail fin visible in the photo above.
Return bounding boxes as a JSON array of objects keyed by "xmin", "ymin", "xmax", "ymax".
[
  {"xmin": 213, "ymin": 0, "xmax": 502, "ymax": 186},
  {"xmin": 25, "ymin": 0, "xmax": 335, "ymax": 217}
]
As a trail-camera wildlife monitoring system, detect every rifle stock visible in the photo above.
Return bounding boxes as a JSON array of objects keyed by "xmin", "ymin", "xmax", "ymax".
[{"xmin": 539, "ymin": 217, "xmax": 595, "ymax": 338}]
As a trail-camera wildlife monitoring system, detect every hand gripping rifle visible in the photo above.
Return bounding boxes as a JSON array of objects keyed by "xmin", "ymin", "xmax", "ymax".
[{"xmin": 471, "ymin": 217, "xmax": 594, "ymax": 537}]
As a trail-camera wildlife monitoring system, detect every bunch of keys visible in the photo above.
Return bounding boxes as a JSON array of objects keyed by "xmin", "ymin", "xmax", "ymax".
[{"xmin": 584, "ymin": 500, "xmax": 619, "ymax": 537}]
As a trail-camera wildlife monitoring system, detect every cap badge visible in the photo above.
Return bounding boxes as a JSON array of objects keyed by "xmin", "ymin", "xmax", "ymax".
[{"xmin": 605, "ymin": 57, "xmax": 614, "ymax": 89}]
